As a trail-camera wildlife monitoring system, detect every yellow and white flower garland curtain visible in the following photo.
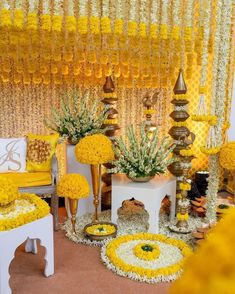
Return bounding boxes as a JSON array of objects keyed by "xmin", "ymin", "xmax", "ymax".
[{"xmin": 0, "ymin": 0, "xmax": 222, "ymax": 88}]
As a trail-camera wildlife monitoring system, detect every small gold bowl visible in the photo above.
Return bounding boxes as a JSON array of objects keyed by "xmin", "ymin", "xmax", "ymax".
[{"xmin": 84, "ymin": 222, "xmax": 117, "ymax": 241}]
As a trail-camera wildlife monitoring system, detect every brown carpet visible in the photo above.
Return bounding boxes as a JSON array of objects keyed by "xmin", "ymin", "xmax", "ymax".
[{"xmin": 9, "ymin": 230, "xmax": 171, "ymax": 294}]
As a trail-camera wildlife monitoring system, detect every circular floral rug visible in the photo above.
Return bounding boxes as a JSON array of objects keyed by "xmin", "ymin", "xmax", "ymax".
[
  {"xmin": 101, "ymin": 233, "xmax": 192, "ymax": 283},
  {"xmin": 62, "ymin": 210, "xmax": 205, "ymax": 247}
]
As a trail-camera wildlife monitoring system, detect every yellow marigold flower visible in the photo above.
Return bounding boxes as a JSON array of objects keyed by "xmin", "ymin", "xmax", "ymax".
[
  {"xmin": 174, "ymin": 94, "xmax": 188, "ymax": 100},
  {"xmin": 160, "ymin": 24, "xmax": 168, "ymax": 40},
  {"xmin": 57, "ymin": 174, "xmax": 89, "ymax": 199},
  {"xmin": 103, "ymin": 92, "xmax": 117, "ymax": 98},
  {"xmin": 104, "ymin": 118, "xmax": 118, "ymax": 124},
  {"xmin": 90, "ymin": 16, "xmax": 100, "ymax": 35},
  {"xmin": 179, "ymin": 182, "xmax": 191, "ymax": 191},
  {"xmin": 150, "ymin": 24, "xmax": 158, "ymax": 39},
  {"xmin": 41, "ymin": 14, "xmax": 51, "ymax": 31},
  {"xmin": 223, "ymin": 121, "xmax": 230, "ymax": 130},
  {"xmin": 208, "ymin": 115, "xmax": 217, "ymax": 126},
  {"xmin": 171, "ymin": 26, "xmax": 180, "ymax": 40},
  {"xmin": 139, "ymin": 22, "xmax": 147, "ymax": 38},
  {"xmin": 172, "ymin": 121, "xmax": 188, "ymax": 127},
  {"xmin": 144, "ymin": 109, "xmax": 156, "ymax": 115},
  {"xmin": 77, "ymin": 16, "xmax": 88, "ymax": 34},
  {"xmin": 176, "ymin": 213, "xmax": 189, "ymax": 221},
  {"xmin": 180, "ymin": 149, "xmax": 194, "ymax": 157},
  {"xmin": 184, "ymin": 26, "xmax": 192, "ymax": 41},
  {"xmin": 133, "ymin": 243, "xmax": 160, "ymax": 261},
  {"xmin": 0, "ymin": 176, "xmax": 19, "ymax": 205},
  {"xmin": 128, "ymin": 21, "xmax": 137, "ymax": 37},
  {"xmin": 200, "ymin": 146, "xmax": 220, "ymax": 155},
  {"xmin": 52, "ymin": 15, "xmax": 62, "ymax": 32},
  {"xmin": 1, "ymin": 9, "xmax": 11, "ymax": 27},
  {"xmin": 14, "ymin": 9, "xmax": 24, "ymax": 29},
  {"xmin": 75, "ymin": 134, "xmax": 114, "ymax": 165},
  {"xmin": 101, "ymin": 17, "xmax": 111, "ymax": 34},
  {"xmin": 219, "ymin": 142, "xmax": 235, "ymax": 171},
  {"xmin": 66, "ymin": 16, "xmax": 76, "ymax": 33},
  {"xmin": 114, "ymin": 19, "xmax": 123, "ymax": 35},
  {"xmin": 27, "ymin": 13, "xmax": 38, "ymax": 30}
]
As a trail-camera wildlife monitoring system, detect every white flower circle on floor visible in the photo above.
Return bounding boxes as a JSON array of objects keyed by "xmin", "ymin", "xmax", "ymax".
[{"xmin": 101, "ymin": 233, "xmax": 192, "ymax": 283}]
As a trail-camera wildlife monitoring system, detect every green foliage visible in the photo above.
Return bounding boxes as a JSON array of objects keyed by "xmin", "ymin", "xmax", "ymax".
[
  {"xmin": 109, "ymin": 123, "xmax": 176, "ymax": 178},
  {"xmin": 45, "ymin": 90, "xmax": 109, "ymax": 144}
]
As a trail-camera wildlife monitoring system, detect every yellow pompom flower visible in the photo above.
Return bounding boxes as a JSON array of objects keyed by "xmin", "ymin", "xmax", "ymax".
[
  {"xmin": 75, "ymin": 134, "xmax": 114, "ymax": 165},
  {"xmin": 0, "ymin": 176, "xmax": 19, "ymax": 205},
  {"xmin": 57, "ymin": 174, "xmax": 89, "ymax": 199},
  {"xmin": 219, "ymin": 142, "xmax": 235, "ymax": 171},
  {"xmin": 177, "ymin": 213, "xmax": 189, "ymax": 221}
]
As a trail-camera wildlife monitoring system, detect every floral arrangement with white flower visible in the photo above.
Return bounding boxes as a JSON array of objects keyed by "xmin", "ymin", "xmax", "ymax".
[
  {"xmin": 45, "ymin": 91, "xmax": 109, "ymax": 144},
  {"xmin": 109, "ymin": 123, "xmax": 176, "ymax": 180}
]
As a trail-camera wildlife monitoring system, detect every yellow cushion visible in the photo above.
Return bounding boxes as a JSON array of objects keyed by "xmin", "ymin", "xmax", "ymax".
[
  {"xmin": 0, "ymin": 172, "xmax": 52, "ymax": 187},
  {"xmin": 26, "ymin": 133, "xmax": 59, "ymax": 172}
]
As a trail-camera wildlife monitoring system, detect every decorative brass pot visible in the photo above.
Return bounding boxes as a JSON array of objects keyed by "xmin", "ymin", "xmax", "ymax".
[
  {"xmin": 168, "ymin": 161, "xmax": 184, "ymax": 177},
  {"xmin": 169, "ymin": 126, "xmax": 190, "ymax": 140},
  {"xmin": 127, "ymin": 175, "xmax": 155, "ymax": 182},
  {"xmin": 170, "ymin": 110, "xmax": 189, "ymax": 122}
]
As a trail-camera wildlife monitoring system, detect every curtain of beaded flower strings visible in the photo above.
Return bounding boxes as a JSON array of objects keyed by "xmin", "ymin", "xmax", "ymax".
[{"xmin": 0, "ymin": 0, "xmax": 234, "ymax": 174}]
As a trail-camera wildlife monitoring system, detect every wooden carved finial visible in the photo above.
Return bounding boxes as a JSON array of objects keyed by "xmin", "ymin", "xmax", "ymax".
[
  {"xmin": 103, "ymin": 76, "xmax": 115, "ymax": 93},
  {"xmin": 173, "ymin": 69, "xmax": 187, "ymax": 94}
]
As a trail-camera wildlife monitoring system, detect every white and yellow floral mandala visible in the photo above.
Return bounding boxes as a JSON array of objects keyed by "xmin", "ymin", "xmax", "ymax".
[{"xmin": 101, "ymin": 233, "xmax": 192, "ymax": 283}]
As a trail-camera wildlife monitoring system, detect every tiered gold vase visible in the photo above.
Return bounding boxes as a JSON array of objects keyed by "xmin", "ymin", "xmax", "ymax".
[
  {"xmin": 101, "ymin": 76, "xmax": 120, "ymax": 209},
  {"xmin": 168, "ymin": 69, "xmax": 195, "ymax": 231},
  {"xmin": 69, "ymin": 198, "xmax": 79, "ymax": 234}
]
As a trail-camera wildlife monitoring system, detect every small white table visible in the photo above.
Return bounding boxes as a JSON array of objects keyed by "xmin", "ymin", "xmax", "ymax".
[
  {"xmin": 111, "ymin": 174, "xmax": 176, "ymax": 233},
  {"xmin": 0, "ymin": 214, "xmax": 54, "ymax": 294}
]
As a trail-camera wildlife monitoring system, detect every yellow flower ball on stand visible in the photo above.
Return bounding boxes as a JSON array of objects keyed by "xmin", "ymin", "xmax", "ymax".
[
  {"xmin": 75, "ymin": 134, "xmax": 114, "ymax": 222},
  {"xmin": 75, "ymin": 134, "xmax": 114, "ymax": 165},
  {"xmin": 57, "ymin": 174, "xmax": 90, "ymax": 234}
]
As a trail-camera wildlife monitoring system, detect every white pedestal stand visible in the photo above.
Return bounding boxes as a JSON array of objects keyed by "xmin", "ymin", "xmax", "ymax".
[
  {"xmin": 0, "ymin": 214, "xmax": 54, "ymax": 294},
  {"xmin": 65, "ymin": 144, "xmax": 101, "ymax": 217},
  {"xmin": 111, "ymin": 174, "xmax": 176, "ymax": 233}
]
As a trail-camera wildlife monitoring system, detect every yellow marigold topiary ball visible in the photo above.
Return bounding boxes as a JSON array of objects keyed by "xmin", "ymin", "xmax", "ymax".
[
  {"xmin": 170, "ymin": 208, "xmax": 235, "ymax": 294},
  {"xmin": 0, "ymin": 176, "xmax": 19, "ymax": 205},
  {"xmin": 75, "ymin": 134, "xmax": 114, "ymax": 165},
  {"xmin": 56, "ymin": 174, "xmax": 90, "ymax": 199},
  {"xmin": 219, "ymin": 142, "xmax": 235, "ymax": 171}
]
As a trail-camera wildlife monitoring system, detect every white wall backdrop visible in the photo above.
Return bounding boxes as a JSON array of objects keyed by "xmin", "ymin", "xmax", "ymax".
[{"xmin": 228, "ymin": 78, "xmax": 235, "ymax": 141}]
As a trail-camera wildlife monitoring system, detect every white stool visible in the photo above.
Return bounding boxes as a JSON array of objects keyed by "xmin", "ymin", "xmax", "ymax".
[
  {"xmin": 0, "ymin": 214, "xmax": 54, "ymax": 294},
  {"xmin": 111, "ymin": 174, "xmax": 176, "ymax": 233}
]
